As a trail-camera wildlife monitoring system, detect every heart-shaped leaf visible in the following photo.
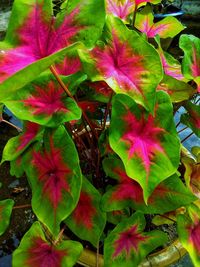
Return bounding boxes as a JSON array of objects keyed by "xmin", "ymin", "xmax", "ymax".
[
  {"xmin": 106, "ymin": 0, "xmax": 161, "ymax": 21},
  {"xmin": 155, "ymin": 36, "xmax": 185, "ymax": 81},
  {"xmin": 24, "ymin": 126, "xmax": 82, "ymax": 236},
  {"xmin": 79, "ymin": 16, "xmax": 163, "ymax": 111},
  {"xmin": 104, "ymin": 211, "xmax": 167, "ymax": 267},
  {"xmin": 180, "ymin": 34, "xmax": 200, "ymax": 93},
  {"xmin": 1, "ymin": 122, "xmax": 43, "ymax": 163},
  {"xmin": 0, "ymin": 0, "xmax": 105, "ymax": 98},
  {"xmin": 101, "ymin": 156, "xmax": 196, "ymax": 213},
  {"xmin": 135, "ymin": 5, "xmax": 184, "ymax": 38},
  {"xmin": 12, "ymin": 221, "xmax": 83, "ymax": 267},
  {"xmin": 109, "ymin": 92, "xmax": 180, "ymax": 202},
  {"xmin": 157, "ymin": 75, "xmax": 195, "ymax": 103},
  {"xmin": 182, "ymin": 146, "xmax": 200, "ymax": 198},
  {"xmin": 0, "ymin": 199, "xmax": 14, "ymax": 236},
  {"xmin": 3, "ymin": 75, "xmax": 82, "ymax": 127},
  {"xmin": 177, "ymin": 205, "xmax": 200, "ymax": 267},
  {"xmin": 181, "ymin": 101, "xmax": 200, "ymax": 138},
  {"xmin": 65, "ymin": 176, "xmax": 106, "ymax": 247}
]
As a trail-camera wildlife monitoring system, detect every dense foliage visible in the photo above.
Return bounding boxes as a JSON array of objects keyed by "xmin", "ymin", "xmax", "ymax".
[{"xmin": 0, "ymin": 0, "xmax": 200, "ymax": 266}]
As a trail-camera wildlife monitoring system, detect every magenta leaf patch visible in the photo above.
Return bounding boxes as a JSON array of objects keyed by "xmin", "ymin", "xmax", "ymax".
[
  {"xmin": 180, "ymin": 34, "xmax": 200, "ymax": 93},
  {"xmin": 0, "ymin": 0, "xmax": 80, "ymax": 83},
  {"xmin": 135, "ymin": 5, "xmax": 184, "ymax": 39},
  {"xmin": 177, "ymin": 206, "xmax": 200, "ymax": 266},
  {"xmin": 106, "ymin": 0, "xmax": 161, "ymax": 21},
  {"xmin": 1, "ymin": 122, "xmax": 43, "ymax": 163},
  {"xmin": 106, "ymin": 0, "xmax": 135, "ymax": 21},
  {"xmin": 12, "ymin": 222, "xmax": 83, "ymax": 267},
  {"xmin": 79, "ymin": 16, "xmax": 162, "ymax": 111},
  {"xmin": 109, "ymin": 92, "xmax": 180, "ymax": 202},
  {"xmin": 3, "ymin": 75, "xmax": 82, "ymax": 127},
  {"xmin": 24, "ymin": 126, "xmax": 82, "ymax": 236},
  {"xmin": 104, "ymin": 211, "xmax": 167, "ymax": 266},
  {"xmin": 113, "ymin": 225, "xmax": 147, "ymax": 258},
  {"xmin": 0, "ymin": 199, "xmax": 14, "ymax": 236},
  {"xmin": 55, "ymin": 55, "xmax": 81, "ymax": 76},
  {"xmin": 0, "ymin": 0, "xmax": 105, "ymax": 99},
  {"xmin": 65, "ymin": 176, "xmax": 106, "ymax": 247},
  {"xmin": 101, "ymin": 156, "xmax": 196, "ymax": 214}
]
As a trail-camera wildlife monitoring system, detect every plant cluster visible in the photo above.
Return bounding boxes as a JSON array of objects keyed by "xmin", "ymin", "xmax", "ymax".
[{"xmin": 0, "ymin": 0, "xmax": 200, "ymax": 266}]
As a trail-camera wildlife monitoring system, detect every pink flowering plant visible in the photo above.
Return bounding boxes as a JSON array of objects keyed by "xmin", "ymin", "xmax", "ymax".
[{"xmin": 0, "ymin": 0, "xmax": 200, "ymax": 266}]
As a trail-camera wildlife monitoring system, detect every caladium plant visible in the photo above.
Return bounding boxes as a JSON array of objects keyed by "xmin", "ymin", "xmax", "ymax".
[{"xmin": 0, "ymin": 0, "xmax": 199, "ymax": 267}]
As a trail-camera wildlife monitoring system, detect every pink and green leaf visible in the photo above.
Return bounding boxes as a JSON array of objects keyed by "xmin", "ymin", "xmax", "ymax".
[
  {"xmin": 180, "ymin": 34, "xmax": 200, "ymax": 93},
  {"xmin": 65, "ymin": 176, "xmax": 106, "ymax": 247},
  {"xmin": 3, "ymin": 75, "xmax": 82, "ymax": 127},
  {"xmin": 177, "ymin": 207, "xmax": 200, "ymax": 267},
  {"xmin": 180, "ymin": 102, "xmax": 200, "ymax": 137},
  {"xmin": 24, "ymin": 126, "xmax": 82, "ymax": 236},
  {"xmin": 182, "ymin": 146, "xmax": 200, "ymax": 198},
  {"xmin": 157, "ymin": 75, "xmax": 195, "ymax": 103},
  {"xmin": 104, "ymin": 211, "xmax": 167, "ymax": 267},
  {"xmin": 135, "ymin": 5, "xmax": 184, "ymax": 38},
  {"xmin": 0, "ymin": 199, "xmax": 14, "ymax": 236},
  {"xmin": 0, "ymin": 0, "xmax": 105, "ymax": 98},
  {"xmin": 1, "ymin": 122, "xmax": 43, "ymax": 163},
  {"xmin": 59, "ymin": 0, "xmax": 105, "ymax": 48},
  {"xmin": 101, "ymin": 156, "xmax": 196, "ymax": 213},
  {"xmin": 155, "ymin": 36, "xmax": 185, "ymax": 81},
  {"xmin": 106, "ymin": 0, "xmax": 161, "ymax": 21},
  {"xmin": 12, "ymin": 221, "xmax": 83, "ymax": 267},
  {"xmin": 109, "ymin": 92, "xmax": 180, "ymax": 202},
  {"xmin": 79, "ymin": 16, "xmax": 163, "ymax": 111},
  {"xmin": 83, "ymin": 81, "xmax": 113, "ymax": 103}
]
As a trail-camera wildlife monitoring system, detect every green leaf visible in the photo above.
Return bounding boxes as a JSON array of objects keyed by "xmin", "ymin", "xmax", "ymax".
[
  {"xmin": 104, "ymin": 211, "xmax": 168, "ymax": 267},
  {"xmin": 0, "ymin": 199, "xmax": 14, "ymax": 236},
  {"xmin": 182, "ymin": 146, "xmax": 200, "ymax": 197},
  {"xmin": 157, "ymin": 75, "xmax": 195, "ymax": 103},
  {"xmin": 135, "ymin": 5, "xmax": 184, "ymax": 38},
  {"xmin": 177, "ymin": 205, "xmax": 200, "ymax": 267},
  {"xmin": 3, "ymin": 75, "xmax": 82, "ymax": 127},
  {"xmin": 101, "ymin": 156, "xmax": 196, "ymax": 214},
  {"xmin": 1, "ymin": 122, "xmax": 43, "ymax": 163},
  {"xmin": 79, "ymin": 15, "xmax": 163, "ymax": 111},
  {"xmin": 60, "ymin": 0, "xmax": 105, "ymax": 48},
  {"xmin": 24, "ymin": 126, "xmax": 82, "ymax": 236},
  {"xmin": 65, "ymin": 176, "xmax": 106, "ymax": 247},
  {"xmin": 181, "ymin": 101, "xmax": 200, "ymax": 137},
  {"xmin": 179, "ymin": 34, "xmax": 200, "ymax": 92},
  {"xmin": 109, "ymin": 92, "xmax": 180, "ymax": 202},
  {"xmin": 12, "ymin": 221, "xmax": 83, "ymax": 267}
]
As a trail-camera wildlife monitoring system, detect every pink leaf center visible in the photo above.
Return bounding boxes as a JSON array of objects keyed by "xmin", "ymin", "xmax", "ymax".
[
  {"xmin": 113, "ymin": 225, "xmax": 147, "ymax": 258},
  {"xmin": 107, "ymin": 0, "xmax": 134, "ymax": 19},
  {"xmin": 26, "ymin": 237, "xmax": 67, "ymax": 267},
  {"xmin": 23, "ymin": 81, "xmax": 68, "ymax": 116},
  {"xmin": 111, "ymin": 168, "xmax": 143, "ymax": 202},
  {"xmin": 0, "ymin": 4, "xmax": 81, "ymax": 82},
  {"xmin": 73, "ymin": 191, "xmax": 96, "ymax": 229},
  {"xmin": 17, "ymin": 122, "xmax": 40, "ymax": 151},
  {"xmin": 92, "ymin": 33, "xmax": 144, "ymax": 94},
  {"xmin": 189, "ymin": 222, "xmax": 200, "ymax": 255},
  {"xmin": 122, "ymin": 111, "xmax": 165, "ymax": 175},
  {"xmin": 32, "ymin": 141, "xmax": 71, "ymax": 210}
]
